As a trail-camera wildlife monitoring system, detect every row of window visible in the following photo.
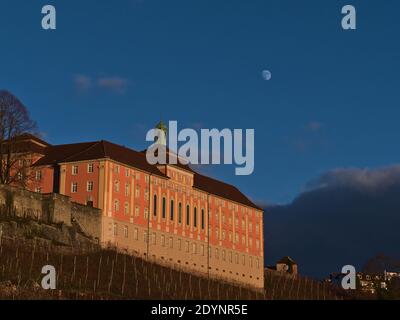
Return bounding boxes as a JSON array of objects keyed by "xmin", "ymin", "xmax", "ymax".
[
  {"xmin": 112, "ymin": 165, "xmax": 144, "ymax": 180},
  {"xmin": 111, "ymin": 200, "xmax": 261, "ymax": 247},
  {"xmin": 214, "ymin": 229, "xmax": 261, "ymax": 249},
  {"xmin": 113, "ymin": 180, "xmax": 134, "ymax": 195},
  {"xmin": 70, "ymin": 181, "xmax": 139, "ymax": 197},
  {"xmin": 111, "ymin": 224, "xmax": 260, "ymax": 269},
  {"xmin": 70, "ymin": 181, "xmax": 95, "ymax": 193},
  {"xmin": 153, "ymin": 195, "xmax": 206, "ymax": 230},
  {"xmin": 166, "ymin": 169, "xmax": 193, "ymax": 186},
  {"xmin": 70, "ymin": 163, "xmax": 144, "ymax": 178},
  {"xmin": 69, "ymin": 182, "xmax": 259, "ymax": 247},
  {"xmin": 213, "ymin": 214, "xmax": 260, "ymax": 234},
  {"xmin": 70, "ymin": 180, "xmax": 147, "ymax": 202},
  {"xmin": 71, "ymin": 163, "xmax": 94, "ymax": 175},
  {"xmin": 112, "ymin": 200, "xmax": 149, "ymax": 216},
  {"xmin": 67, "ymin": 163, "xmax": 260, "ymax": 219}
]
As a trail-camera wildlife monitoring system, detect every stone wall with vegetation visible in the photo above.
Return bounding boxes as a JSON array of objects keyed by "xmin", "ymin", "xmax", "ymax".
[
  {"xmin": 0, "ymin": 185, "xmax": 101, "ymax": 242},
  {"xmin": 71, "ymin": 202, "xmax": 102, "ymax": 241}
]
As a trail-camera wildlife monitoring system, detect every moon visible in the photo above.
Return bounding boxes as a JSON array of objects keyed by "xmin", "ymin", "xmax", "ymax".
[{"xmin": 262, "ymin": 70, "xmax": 272, "ymax": 81}]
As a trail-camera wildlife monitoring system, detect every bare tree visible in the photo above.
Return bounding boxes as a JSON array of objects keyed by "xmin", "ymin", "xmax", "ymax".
[{"xmin": 0, "ymin": 90, "xmax": 37, "ymax": 187}]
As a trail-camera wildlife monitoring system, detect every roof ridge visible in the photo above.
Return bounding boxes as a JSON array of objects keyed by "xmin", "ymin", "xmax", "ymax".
[
  {"xmin": 195, "ymin": 171, "xmax": 236, "ymax": 189},
  {"xmin": 104, "ymin": 139, "xmax": 142, "ymax": 153},
  {"xmin": 100, "ymin": 140, "xmax": 108, "ymax": 157},
  {"xmin": 49, "ymin": 140, "xmax": 100, "ymax": 148},
  {"xmin": 194, "ymin": 172, "xmax": 261, "ymax": 210}
]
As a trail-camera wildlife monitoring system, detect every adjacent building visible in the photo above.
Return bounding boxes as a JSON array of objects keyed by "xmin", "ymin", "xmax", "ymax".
[
  {"xmin": 17, "ymin": 132, "xmax": 264, "ymax": 288},
  {"xmin": 356, "ymin": 273, "xmax": 387, "ymax": 294}
]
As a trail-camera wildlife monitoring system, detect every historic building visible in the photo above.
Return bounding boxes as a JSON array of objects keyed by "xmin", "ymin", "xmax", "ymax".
[{"xmin": 17, "ymin": 131, "xmax": 264, "ymax": 288}]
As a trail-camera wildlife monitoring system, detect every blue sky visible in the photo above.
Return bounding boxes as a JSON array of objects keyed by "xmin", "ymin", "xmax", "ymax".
[{"xmin": 1, "ymin": 0, "xmax": 400, "ymax": 204}]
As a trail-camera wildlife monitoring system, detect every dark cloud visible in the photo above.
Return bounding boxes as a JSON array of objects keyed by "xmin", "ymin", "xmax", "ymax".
[{"xmin": 264, "ymin": 165, "xmax": 400, "ymax": 278}]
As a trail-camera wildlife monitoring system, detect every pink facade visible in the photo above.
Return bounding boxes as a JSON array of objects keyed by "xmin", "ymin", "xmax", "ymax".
[{"xmin": 20, "ymin": 135, "xmax": 264, "ymax": 288}]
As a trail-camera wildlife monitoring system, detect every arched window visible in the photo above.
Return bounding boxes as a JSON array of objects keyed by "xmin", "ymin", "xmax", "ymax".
[
  {"xmin": 170, "ymin": 199, "xmax": 174, "ymax": 221},
  {"xmin": 162, "ymin": 197, "xmax": 166, "ymax": 219},
  {"xmin": 201, "ymin": 209, "xmax": 205, "ymax": 230},
  {"xmin": 194, "ymin": 207, "xmax": 197, "ymax": 228},
  {"xmin": 178, "ymin": 203, "xmax": 182, "ymax": 224},
  {"xmin": 186, "ymin": 205, "xmax": 190, "ymax": 226},
  {"xmin": 153, "ymin": 194, "xmax": 157, "ymax": 217}
]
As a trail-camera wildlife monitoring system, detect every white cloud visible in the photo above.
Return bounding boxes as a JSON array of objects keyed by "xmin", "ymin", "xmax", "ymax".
[{"xmin": 307, "ymin": 165, "xmax": 400, "ymax": 192}]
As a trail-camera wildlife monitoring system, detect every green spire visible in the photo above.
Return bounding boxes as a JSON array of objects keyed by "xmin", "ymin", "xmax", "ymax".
[
  {"xmin": 156, "ymin": 120, "xmax": 168, "ymax": 135},
  {"xmin": 155, "ymin": 120, "xmax": 168, "ymax": 146}
]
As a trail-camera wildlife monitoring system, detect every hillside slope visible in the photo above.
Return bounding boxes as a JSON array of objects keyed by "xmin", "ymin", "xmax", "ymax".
[{"xmin": 0, "ymin": 234, "xmax": 347, "ymax": 300}]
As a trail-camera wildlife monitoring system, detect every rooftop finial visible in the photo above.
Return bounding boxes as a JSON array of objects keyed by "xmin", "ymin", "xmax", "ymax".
[
  {"xmin": 155, "ymin": 120, "xmax": 167, "ymax": 146},
  {"xmin": 156, "ymin": 120, "xmax": 168, "ymax": 134}
]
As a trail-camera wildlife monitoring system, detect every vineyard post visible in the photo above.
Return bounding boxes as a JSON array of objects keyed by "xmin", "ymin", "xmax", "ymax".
[
  {"xmin": 58, "ymin": 254, "xmax": 63, "ymax": 283},
  {"xmin": 296, "ymin": 277, "xmax": 300, "ymax": 299},
  {"xmin": 108, "ymin": 260, "xmax": 114, "ymax": 293},
  {"xmin": 29, "ymin": 249, "xmax": 35, "ymax": 278},
  {"xmin": 122, "ymin": 256, "xmax": 126, "ymax": 296},
  {"xmin": 85, "ymin": 256, "xmax": 89, "ymax": 286},
  {"xmin": 71, "ymin": 255, "xmax": 77, "ymax": 283},
  {"xmin": 97, "ymin": 255, "xmax": 102, "ymax": 287}
]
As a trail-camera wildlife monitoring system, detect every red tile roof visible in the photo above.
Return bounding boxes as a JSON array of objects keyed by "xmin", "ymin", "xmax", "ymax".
[
  {"xmin": 32, "ymin": 138, "xmax": 261, "ymax": 210},
  {"xmin": 193, "ymin": 173, "xmax": 261, "ymax": 210},
  {"xmin": 2, "ymin": 133, "xmax": 50, "ymax": 155},
  {"xmin": 15, "ymin": 133, "xmax": 51, "ymax": 147},
  {"xmin": 34, "ymin": 140, "xmax": 167, "ymax": 177},
  {"xmin": 33, "ymin": 141, "xmax": 99, "ymax": 165}
]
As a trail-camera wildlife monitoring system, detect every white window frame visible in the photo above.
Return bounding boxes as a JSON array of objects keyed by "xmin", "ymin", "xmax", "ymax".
[
  {"xmin": 87, "ymin": 181, "xmax": 94, "ymax": 192},
  {"xmin": 87, "ymin": 163, "xmax": 94, "ymax": 173}
]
